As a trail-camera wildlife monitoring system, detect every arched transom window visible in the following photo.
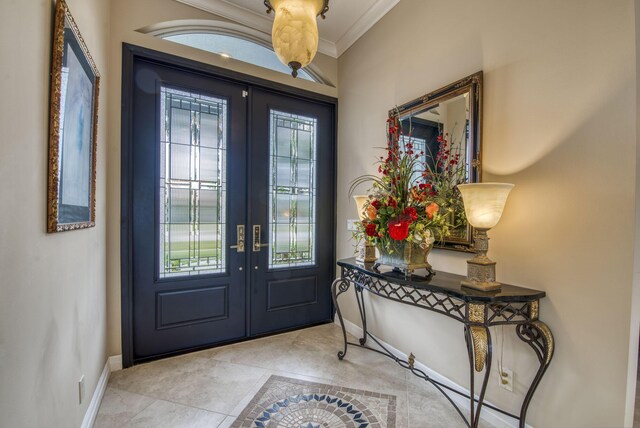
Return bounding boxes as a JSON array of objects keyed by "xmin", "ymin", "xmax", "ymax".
[{"xmin": 162, "ymin": 32, "xmax": 319, "ymax": 82}]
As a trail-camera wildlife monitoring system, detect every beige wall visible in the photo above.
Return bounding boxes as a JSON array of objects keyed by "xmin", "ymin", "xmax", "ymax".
[
  {"xmin": 337, "ymin": 1, "xmax": 636, "ymax": 427},
  {"xmin": 105, "ymin": 0, "xmax": 339, "ymax": 356},
  {"xmin": 0, "ymin": 0, "xmax": 110, "ymax": 426},
  {"xmin": 627, "ymin": 1, "xmax": 640, "ymax": 424},
  {"xmin": 1, "ymin": 0, "xmax": 634, "ymax": 425}
]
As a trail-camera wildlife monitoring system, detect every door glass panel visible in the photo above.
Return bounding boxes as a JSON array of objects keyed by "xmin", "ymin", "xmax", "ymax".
[
  {"xmin": 268, "ymin": 110, "xmax": 317, "ymax": 269},
  {"xmin": 400, "ymin": 134, "xmax": 428, "ymax": 185},
  {"xmin": 159, "ymin": 87, "xmax": 227, "ymax": 278}
]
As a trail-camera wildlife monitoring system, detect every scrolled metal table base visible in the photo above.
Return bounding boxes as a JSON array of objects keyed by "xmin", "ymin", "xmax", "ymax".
[{"xmin": 331, "ymin": 262, "xmax": 554, "ymax": 428}]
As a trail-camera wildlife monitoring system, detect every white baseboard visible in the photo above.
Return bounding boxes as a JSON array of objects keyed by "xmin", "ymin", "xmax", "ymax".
[
  {"xmin": 80, "ymin": 359, "xmax": 110, "ymax": 428},
  {"xmin": 335, "ymin": 317, "xmax": 533, "ymax": 428},
  {"xmin": 108, "ymin": 355, "xmax": 123, "ymax": 372}
]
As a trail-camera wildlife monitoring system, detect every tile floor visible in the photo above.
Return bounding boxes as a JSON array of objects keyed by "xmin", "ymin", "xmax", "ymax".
[{"xmin": 95, "ymin": 323, "xmax": 490, "ymax": 428}]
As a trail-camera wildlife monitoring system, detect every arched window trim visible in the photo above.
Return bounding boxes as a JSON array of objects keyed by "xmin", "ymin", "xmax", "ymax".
[{"xmin": 138, "ymin": 19, "xmax": 330, "ymax": 85}]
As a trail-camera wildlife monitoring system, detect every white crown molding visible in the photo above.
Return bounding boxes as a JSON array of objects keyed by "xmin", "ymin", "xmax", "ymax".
[
  {"xmin": 175, "ymin": 0, "xmax": 401, "ymax": 58},
  {"xmin": 334, "ymin": 0, "xmax": 401, "ymax": 57},
  {"xmin": 176, "ymin": 0, "xmax": 337, "ymax": 57},
  {"xmin": 177, "ymin": 0, "xmax": 273, "ymax": 34}
]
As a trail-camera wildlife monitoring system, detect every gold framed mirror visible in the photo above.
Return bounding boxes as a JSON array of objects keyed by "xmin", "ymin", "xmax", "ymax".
[{"xmin": 389, "ymin": 71, "xmax": 482, "ymax": 252}]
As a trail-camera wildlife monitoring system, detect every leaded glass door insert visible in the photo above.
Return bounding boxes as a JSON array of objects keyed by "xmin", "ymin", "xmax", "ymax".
[
  {"xmin": 268, "ymin": 110, "xmax": 317, "ymax": 269},
  {"xmin": 159, "ymin": 87, "xmax": 227, "ymax": 278}
]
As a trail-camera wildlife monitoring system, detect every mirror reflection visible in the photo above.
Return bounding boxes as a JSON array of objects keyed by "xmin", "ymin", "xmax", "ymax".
[{"xmin": 391, "ymin": 72, "xmax": 482, "ymax": 251}]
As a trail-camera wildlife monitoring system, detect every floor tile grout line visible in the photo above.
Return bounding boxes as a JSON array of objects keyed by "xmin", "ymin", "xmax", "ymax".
[
  {"xmin": 229, "ymin": 332, "xmax": 356, "ymax": 380},
  {"xmin": 149, "ymin": 396, "xmax": 232, "ymax": 419},
  {"xmin": 106, "ymin": 386, "xmax": 233, "ymax": 421},
  {"xmin": 102, "ymin": 387, "xmax": 159, "ymax": 425},
  {"xmin": 207, "ymin": 353, "xmax": 338, "ymax": 384}
]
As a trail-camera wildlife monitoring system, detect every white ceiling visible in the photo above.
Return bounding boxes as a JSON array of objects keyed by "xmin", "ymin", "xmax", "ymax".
[{"xmin": 175, "ymin": 0, "xmax": 401, "ymax": 57}]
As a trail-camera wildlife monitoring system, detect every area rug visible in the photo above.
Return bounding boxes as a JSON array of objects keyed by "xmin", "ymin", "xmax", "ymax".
[{"xmin": 231, "ymin": 375, "xmax": 396, "ymax": 428}]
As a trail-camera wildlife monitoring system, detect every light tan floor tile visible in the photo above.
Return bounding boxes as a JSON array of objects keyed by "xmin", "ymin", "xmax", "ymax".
[
  {"xmin": 332, "ymin": 345, "xmax": 409, "ymax": 396},
  {"xmin": 128, "ymin": 399, "xmax": 226, "ymax": 428},
  {"xmin": 210, "ymin": 330, "xmax": 299, "ymax": 369},
  {"xmin": 406, "ymin": 369, "xmax": 497, "ymax": 428},
  {"xmin": 97, "ymin": 323, "xmax": 498, "ymax": 428},
  {"xmin": 216, "ymin": 415, "xmax": 237, "ymax": 428},
  {"xmin": 407, "ymin": 375, "xmax": 467, "ymax": 428},
  {"xmin": 262, "ymin": 323, "xmax": 360, "ymax": 380},
  {"xmin": 93, "ymin": 387, "xmax": 155, "ymax": 428},
  {"xmin": 110, "ymin": 355, "xmax": 267, "ymax": 415}
]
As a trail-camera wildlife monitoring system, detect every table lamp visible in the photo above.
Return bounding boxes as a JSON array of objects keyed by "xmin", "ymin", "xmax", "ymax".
[
  {"xmin": 457, "ymin": 183, "xmax": 514, "ymax": 291},
  {"xmin": 353, "ymin": 195, "xmax": 377, "ymax": 264}
]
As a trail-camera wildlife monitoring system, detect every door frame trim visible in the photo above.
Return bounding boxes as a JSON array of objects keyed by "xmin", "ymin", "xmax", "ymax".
[{"xmin": 120, "ymin": 43, "xmax": 337, "ymax": 368}]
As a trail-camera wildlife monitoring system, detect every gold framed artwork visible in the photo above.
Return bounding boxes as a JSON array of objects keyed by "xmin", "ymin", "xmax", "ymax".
[{"xmin": 47, "ymin": 0, "xmax": 100, "ymax": 232}]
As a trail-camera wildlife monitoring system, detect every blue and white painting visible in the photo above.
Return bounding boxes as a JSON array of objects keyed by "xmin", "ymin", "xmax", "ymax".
[{"xmin": 59, "ymin": 41, "xmax": 93, "ymax": 210}]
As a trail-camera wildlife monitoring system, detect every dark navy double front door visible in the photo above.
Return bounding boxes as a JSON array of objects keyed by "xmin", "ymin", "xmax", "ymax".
[{"xmin": 129, "ymin": 56, "xmax": 335, "ymax": 363}]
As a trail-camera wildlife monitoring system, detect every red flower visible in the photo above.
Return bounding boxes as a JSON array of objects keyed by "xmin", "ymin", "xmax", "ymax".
[
  {"xmin": 388, "ymin": 197, "xmax": 397, "ymax": 208},
  {"xmin": 388, "ymin": 218, "xmax": 410, "ymax": 241},
  {"xmin": 371, "ymin": 199, "xmax": 381, "ymax": 210},
  {"xmin": 404, "ymin": 207, "xmax": 418, "ymax": 222},
  {"xmin": 365, "ymin": 223, "xmax": 377, "ymax": 237}
]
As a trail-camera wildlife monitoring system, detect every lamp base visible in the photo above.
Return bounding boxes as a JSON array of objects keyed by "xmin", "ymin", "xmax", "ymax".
[
  {"xmin": 356, "ymin": 241, "xmax": 377, "ymax": 264},
  {"xmin": 461, "ymin": 278, "xmax": 502, "ymax": 292},
  {"xmin": 461, "ymin": 248, "xmax": 502, "ymax": 291},
  {"xmin": 460, "ymin": 228, "xmax": 502, "ymax": 291}
]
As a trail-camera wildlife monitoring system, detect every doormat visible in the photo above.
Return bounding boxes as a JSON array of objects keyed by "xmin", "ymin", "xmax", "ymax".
[{"xmin": 231, "ymin": 375, "xmax": 396, "ymax": 428}]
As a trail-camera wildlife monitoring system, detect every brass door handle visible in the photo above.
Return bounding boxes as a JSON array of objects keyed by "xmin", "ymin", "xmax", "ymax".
[
  {"xmin": 252, "ymin": 225, "xmax": 269, "ymax": 252},
  {"xmin": 230, "ymin": 225, "xmax": 245, "ymax": 253}
]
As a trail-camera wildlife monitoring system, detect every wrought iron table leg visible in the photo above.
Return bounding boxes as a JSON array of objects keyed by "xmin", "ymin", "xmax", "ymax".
[
  {"xmin": 464, "ymin": 325, "xmax": 492, "ymax": 428},
  {"xmin": 516, "ymin": 321, "xmax": 554, "ymax": 428},
  {"xmin": 331, "ymin": 277, "xmax": 351, "ymax": 360},
  {"xmin": 354, "ymin": 285, "xmax": 368, "ymax": 345}
]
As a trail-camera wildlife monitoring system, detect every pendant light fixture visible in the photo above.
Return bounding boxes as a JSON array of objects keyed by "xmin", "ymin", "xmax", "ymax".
[{"xmin": 264, "ymin": 0, "xmax": 329, "ymax": 78}]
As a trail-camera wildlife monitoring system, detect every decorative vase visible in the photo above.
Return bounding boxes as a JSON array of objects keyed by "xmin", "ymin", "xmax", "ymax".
[{"xmin": 377, "ymin": 238, "xmax": 435, "ymax": 275}]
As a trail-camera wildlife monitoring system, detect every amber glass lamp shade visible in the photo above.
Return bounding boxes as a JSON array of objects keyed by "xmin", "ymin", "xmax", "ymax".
[
  {"xmin": 266, "ymin": 0, "xmax": 327, "ymax": 77},
  {"xmin": 353, "ymin": 195, "xmax": 369, "ymax": 221},
  {"xmin": 458, "ymin": 183, "xmax": 514, "ymax": 230}
]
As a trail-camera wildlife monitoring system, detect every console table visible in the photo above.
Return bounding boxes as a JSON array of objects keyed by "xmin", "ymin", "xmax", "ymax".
[{"xmin": 332, "ymin": 258, "xmax": 554, "ymax": 428}]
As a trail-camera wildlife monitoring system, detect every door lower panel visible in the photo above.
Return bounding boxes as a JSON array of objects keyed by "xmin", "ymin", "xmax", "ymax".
[{"xmin": 156, "ymin": 286, "xmax": 228, "ymax": 329}]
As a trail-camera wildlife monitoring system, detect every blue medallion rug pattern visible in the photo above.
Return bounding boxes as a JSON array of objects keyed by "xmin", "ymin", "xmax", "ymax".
[{"xmin": 231, "ymin": 375, "xmax": 396, "ymax": 428}]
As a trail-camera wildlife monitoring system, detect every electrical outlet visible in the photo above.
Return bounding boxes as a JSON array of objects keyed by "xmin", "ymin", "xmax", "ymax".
[
  {"xmin": 347, "ymin": 219, "xmax": 359, "ymax": 231},
  {"xmin": 498, "ymin": 367, "xmax": 513, "ymax": 392},
  {"xmin": 78, "ymin": 375, "xmax": 85, "ymax": 404}
]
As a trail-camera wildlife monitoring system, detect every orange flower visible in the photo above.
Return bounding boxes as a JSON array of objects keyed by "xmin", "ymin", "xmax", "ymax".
[
  {"xmin": 411, "ymin": 187, "xmax": 425, "ymax": 202},
  {"xmin": 426, "ymin": 202, "xmax": 439, "ymax": 220},
  {"xmin": 366, "ymin": 204, "xmax": 377, "ymax": 220}
]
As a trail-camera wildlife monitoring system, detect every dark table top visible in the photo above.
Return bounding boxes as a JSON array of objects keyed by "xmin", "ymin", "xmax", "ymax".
[{"xmin": 337, "ymin": 258, "xmax": 546, "ymax": 303}]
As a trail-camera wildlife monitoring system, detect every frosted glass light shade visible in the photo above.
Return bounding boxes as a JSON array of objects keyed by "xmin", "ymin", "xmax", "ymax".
[
  {"xmin": 458, "ymin": 183, "xmax": 514, "ymax": 229},
  {"xmin": 268, "ymin": 0, "xmax": 325, "ymax": 77},
  {"xmin": 353, "ymin": 195, "xmax": 369, "ymax": 221}
]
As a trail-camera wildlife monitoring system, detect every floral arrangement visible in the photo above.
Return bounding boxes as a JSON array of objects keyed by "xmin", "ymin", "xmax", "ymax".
[{"xmin": 350, "ymin": 113, "xmax": 467, "ymax": 253}]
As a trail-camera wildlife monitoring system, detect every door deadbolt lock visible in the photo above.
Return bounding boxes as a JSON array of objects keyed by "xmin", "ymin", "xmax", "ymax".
[
  {"xmin": 230, "ymin": 225, "xmax": 245, "ymax": 253},
  {"xmin": 252, "ymin": 225, "xmax": 268, "ymax": 252}
]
